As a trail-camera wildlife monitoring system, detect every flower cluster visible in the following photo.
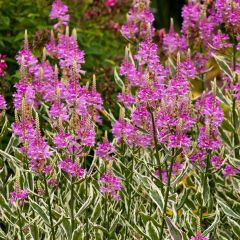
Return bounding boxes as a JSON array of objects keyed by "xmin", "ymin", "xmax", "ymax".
[
  {"xmin": 9, "ymin": 189, "xmax": 28, "ymax": 206},
  {"xmin": 12, "ymin": 0, "xmax": 103, "ymax": 185},
  {"xmin": 99, "ymin": 171, "xmax": 122, "ymax": 200},
  {"xmin": 50, "ymin": 0, "xmax": 70, "ymax": 29},
  {"xmin": 59, "ymin": 159, "xmax": 85, "ymax": 177},
  {"xmin": 121, "ymin": 0, "xmax": 154, "ymax": 40},
  {"xmin": 0, "ymin": 95, "xmax": 7, "ymax": 110},
  {"xmin": 0, "ymin": 54, "xmax": 7, "ymax": 76}
]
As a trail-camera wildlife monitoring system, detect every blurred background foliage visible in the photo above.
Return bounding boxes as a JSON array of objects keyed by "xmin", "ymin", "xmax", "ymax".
[{"xmin": 0, "ymin": 0, "xmax": 185, "ymax": 109}]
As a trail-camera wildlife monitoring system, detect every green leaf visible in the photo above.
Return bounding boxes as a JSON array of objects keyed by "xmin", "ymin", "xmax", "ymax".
[
  {"xmin": 75, "ymin": 184, "xmax": 93, "ymax": 217},
  {"xmin": 227, "ymin": 218, "xmax": 240, "ymax": 236},
  {"xmin": 218, "ymin": 200, "xmax": 240, "ymax": 220},
  {"xmin": 126, "ymin": 221, "xmax": 151, "ymax": 240},
  {"xmin": 146, "ymin": 221, "xmax": 159, "ymax": 240},
  {"xmin": 202, "ymin": 208, "xmax": 220, "ymax": 236},
  {"xmin": 219, "ymin": 127, "xmax": 232, "ymax": 147},
  {"xmin": 171, "ymin": 160, "xmax": 189, "ymax": 187},
  {"xmin": 202, "ymin": 177, "xmax": 210, "ymax": 205},
  {"xmin": 0, "ymin": 116, "xmax": 9, "ymax": 139},
  {"xmin": 91, "ymin": 198, "xmax": 101, "ymax": 222},
  {"xmin": 30, "ymin": 199, "xmax": 50, "ymax": 226},
  {"xmin": 213, "ymin": 54, "xmax": 233, "ymax": 81},
  {"xmin": 149, "ymin": 190, "xmax": 164, "ymax": 213},
  {"xmin": 114, "ymin": 67, "xmax": 124, "ymax": 89},
  {"xmin": 165, "ymin": 217, "xmax": 183, "ymax": 240},
  {"xmin": 176, "ymin": 189, "xmax": 190, "ymax": 211},
  {"xmin": 222, "ymin": 119, "xmax": 235, "ymax": 132},
  {"xmin": 109, "ymin": 211, "xmax": 121, "ymax": 233},
  {"xmin": 62, "ymin": 218, "xmax": 72, "ymax": 240}
]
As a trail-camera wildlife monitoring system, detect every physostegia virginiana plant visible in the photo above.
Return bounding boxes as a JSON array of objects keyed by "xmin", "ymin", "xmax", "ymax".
[{"xmin": 0, "ymin": 0, "xmax": 240, "ymax": 239}]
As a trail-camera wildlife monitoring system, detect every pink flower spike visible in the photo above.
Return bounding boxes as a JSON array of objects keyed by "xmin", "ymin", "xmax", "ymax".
[{"xmin": 99, "ymin": 171, "xmax": 122, "ymax": 200}]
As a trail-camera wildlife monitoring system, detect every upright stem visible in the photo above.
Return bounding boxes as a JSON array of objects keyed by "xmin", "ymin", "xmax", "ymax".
[
  {"xmin": 70, "ymin": 176, "xmax": 75, "ymax": 234},
  {"xmin": 43, "ymin": 175, "xmax": 56, "ymax": 240},
  {"xmin": 18, "ymin": 208, "xmax": 24, "ymax": 240},
  {"xmin": 85, "ymin": 157, "xmax": 89, "ymax": 240},
  {"xmin": 125, "ymin": 151, "xmax": 135, "ymax": 239},
  {"xmin": 70, "ymin": 152, "xmax": 76, "ymax": 234},
  {"xmin": 149, "ymin": 109, "xmax": 163, "ymax": 190},
  {"xmin": 200, "ymin": 153, "xmax": 210, "ymax": 224},
  {"xmin": 104, "ymin": 196, "xmax": 109, "ymax": 239},
  {"xmin": 232, "ymin": 41, "xmax": 239, "ymax": 158},
  {"xmin": 159, "ymin": 154, "xmax": 175, "ymax": 240}
]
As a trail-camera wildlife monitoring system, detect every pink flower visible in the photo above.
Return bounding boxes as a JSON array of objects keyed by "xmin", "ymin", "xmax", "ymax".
[
  {"xmin": 49, "ymin": 102, "xmax": 69, "ymax": 121},
  {"xmin": 48, "ymin": 178, "xmax": 58, "ymax": 187},
  {"xmin": 105, "ymin": 0, "xmax": 117, "ymax": 7},
  {"xmin": 57, "ymin": 35, "xmax": 85, "ymax": 69},
  {"xmin": 10, "ymin": 189, "xmax": 28, "ymax": 206},
  {"xmin": 0, "ymin": 95, "xmax": 7, "ymax": 110},
  {"xmin": 99, "ymin": 171, "xmax": 122, "ymax": 200},
  {"xmin": 223, "ymin": 165, "xmax": 239, "ymax": 176},
  {"xmin": 96, "ymin": 139, "xmax": 115, "ymax": 161},
  {"xmin": 13, "ymin": 82, "xmax": 35, "ymax": 110},
  {"xmin": 58, "ymin": 159, "xmax": 85, "ymax": 177},
  {"xmin": 50, "ymin": 0, "xmax": 70, "ymax": 28},
  {"xmin": 0, "ymin": 54, "xmax": 7, "ymax": 76},
  {"xmin": 53, "ymin": 132, "xmax": 73, "ymax": 149},
  {"xmin": 16, "ymin": 49, "xmax": 38, "ymax": 72},
  {"xmin": 190, "ymin": 233, "xmax": 209, "ymax": 240},
  {"xmin": 198, "ymin": 127, "xmax": 221, "ymax": 150},
  {"xmin": 27, "ymin": 137, "xmax": 52, "ymax": 171},
  {"xmin": 211, "ymin": 155, "xmax": 223, "ymax": 169}
]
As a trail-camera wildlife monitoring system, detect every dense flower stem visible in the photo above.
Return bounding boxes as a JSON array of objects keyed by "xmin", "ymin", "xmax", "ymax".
[
  {"xmin": 159, "ymin": 153, "xmax": 175, "ymax": 240},
  {"xmin": 149, "ymin": 108, "xmax": 163, "ymax": 190},
  {"xmin": 18, "ymin": 208, "xmax": 24, "ymax": 240},
  {"xmin": 43, "ymin": 175, "xmax": 56, "ymax": 240}
]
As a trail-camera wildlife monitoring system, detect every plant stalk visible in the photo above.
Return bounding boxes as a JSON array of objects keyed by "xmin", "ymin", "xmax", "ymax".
[
  {"xmin": 159, "ymin": 154, "xmax": 175, "ymax": 240},
  {"xmin": 18, "ymin": 208, "xmax": 24, "ymax": 240},
  {"xmin": 149, "ymin": 109, "xmax": 163, "ymax": 190},
  {"xmin": 70, "ymin": 176, "xmax": 75, "ymax": 234},
  {"xmin": 232, "ymin": 41, "xmax": 239, "ymax": 159},
  {"xmin": 43, "ymin": 175, "xmax": 56, "ymax": 240}
]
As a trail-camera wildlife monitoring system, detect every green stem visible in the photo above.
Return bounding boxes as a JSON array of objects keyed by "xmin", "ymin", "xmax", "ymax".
[
  {"xmin": 70, "ymin": 176, "xmax": 75, "ymax": 234},
  {"xmin": 232, "ymin": 41, "xmax": 239, "ymax": 159},
  {"xmin": 149, "ymin": 109, "xmax": 163, "ymax": 190},
  {"xmin": 200, "ymin": 153, "xmax": 210, "ymax": 224},
  {"xmin": 125, "ymin": 152, "xmax": 135, "ymax": 239},
  {"xmin": 159, "ymin": 154, "xmax": 175, "ymax": 240},
  {"xmin": 18, "ymin": 208, "xmax": 24, "ymax": 240},
  {"xmin": 85, "ymin": 157, "xmax": 89, "ymax": 240},
  {"xmin": 104, "ymin": 196, "xmax": 109, "ymax": 239},
  {"xmin": 43, "ymin": 175, "xmax": 56, "ymax": 240}
]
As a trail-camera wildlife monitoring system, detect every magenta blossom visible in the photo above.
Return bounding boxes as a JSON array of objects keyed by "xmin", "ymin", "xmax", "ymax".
[
  {"xmin": 190, "ymin": 233, "xmax": 209, "ymax": 240},
  {"xmin": 99, "ymin": 171, "xmax": 122, "ymax": 200},
  {"xmin": 96, "ymin": 139, "xmax": 116, "ymax": 161},
  {"xmin": 0, "ymin": 54, "xmax": 7, "ymax": 76},
  {"xmin": 211, "ymin": 155, "xmax": 223, "ymax": 169},
  {"xmin": 105, "ymin": 0, "xmax": 117, "ymax": 7},
  {"xmin": 9, "ymin": 189, "xmax": 28, "ymax": 206},
  {"xmin": 223, "ymin": 165, "xmax": 239, "ymax": 176},
  {"xmin": 50, "ymin": 0, "xmax": 70, "ymax": 28},
  {"xmin": 0, "ymin": 95, "xmax": 7, "ymax": 110},
  {"xmin": 58, "ymin": 159, "xmax": 85, "ymax": 177}
]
